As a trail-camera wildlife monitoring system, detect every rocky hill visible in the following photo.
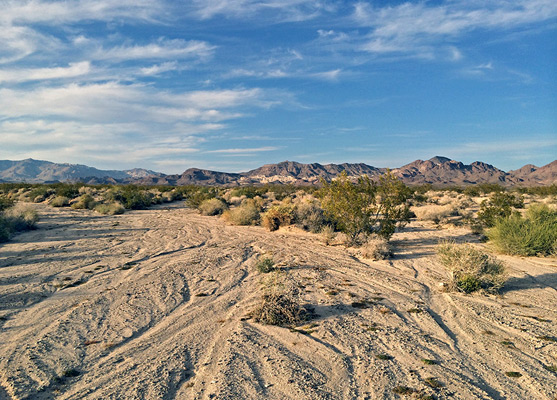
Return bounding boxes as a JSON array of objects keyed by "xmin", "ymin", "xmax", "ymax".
[{"xmin": 0, "ymin": 157, "xmax": 555, "ymax": 186}]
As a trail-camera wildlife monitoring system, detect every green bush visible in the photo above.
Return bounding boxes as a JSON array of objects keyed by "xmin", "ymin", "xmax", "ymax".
[
  {"xmin": 198, "ymin": 198, "xmax": 228, "ymax": 216},
  {"xmin": 262, "ymin": 204, "xmax": 295, "ymax": 231},
  {"xmin": 0, "ymin": 204, "xmax": 39, "ymax": 242},
  {"xmin": 0, "ymin": 196, "xmax": 14, "ymax": 212},
  {"xmin": 487, "ymin": 204, "xmax": 557, "ymax": 256},
  {"xmin": 185, "ymin": 187, "xmax": 219, "ymax": 209},
  {"xmin": 477, "ymin": 192, "xmax": 524, "ymax": 228},
  {"xmin": 319, "ymin": 171, "xmax": 411, "ymax": 243},
  {"xmin": 437, "ymin": 242, "xmax": 506, "ymax": 293},
  {"xmin": 255, "ymin": 257, "xmax": 275, "ymax": 273}
]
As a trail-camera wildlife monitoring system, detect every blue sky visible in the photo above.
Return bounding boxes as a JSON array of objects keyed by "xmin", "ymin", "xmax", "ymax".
[{"xmin": 0, "ymin": 0, "xmax": 555, "ymax": 173}]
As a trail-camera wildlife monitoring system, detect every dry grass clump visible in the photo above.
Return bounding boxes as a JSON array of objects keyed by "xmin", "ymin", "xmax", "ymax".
[
  {"xmin": 94, "ymin": 202, "xmax": 125, "ymax": 215},
  {"xmin": 0, "ymin": 204, "xmax": 39, "ymax": 242},
  {"xmin": 255, "ymin": 256, "xmax": 275, "ymax": 273},
  {"xmin": 295, "ymin": 200, "xmax": 328, "ymax": 233},
  {"xmin": 412, "ymin": 204, "xmax": 458, "ymax": 223},
  {"xmin": 262, "ymin": 203, "xmax": 295, "ymax": 231},
  {"xmin": 359, "ymin": 235, "xmax": 392, "ymax": 260},
  {"xmin": 71, "ymin": 194, "xmax": 97, "ymax": 210},
  {"xmin": 436, "ymin": 241, "xmax": 506, "ymax": 294},
  {"xmin": 222, "ymin": 199, "xmax": 261, "ymax": 225},
  {"xmin": 198, "ymin": 198, "xmax": 228, "ymax": 216},
  {"xmin": 252, "ymin": 272, "xmax": 307, "ymax": 327},
  {"xmin": 49, "ymin": 196, "xmax": 70, "ymax": 207}
]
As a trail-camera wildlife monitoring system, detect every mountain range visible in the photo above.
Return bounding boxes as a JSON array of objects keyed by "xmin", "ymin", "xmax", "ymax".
[{"xmin": 0, "ymin": 157, "xmax": 555, "ymax": 187}]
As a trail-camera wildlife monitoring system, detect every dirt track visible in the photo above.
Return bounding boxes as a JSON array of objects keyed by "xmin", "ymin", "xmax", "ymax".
[{"xmin": 0, "ymin": 203, "xmax": 556, "ymax": 399}]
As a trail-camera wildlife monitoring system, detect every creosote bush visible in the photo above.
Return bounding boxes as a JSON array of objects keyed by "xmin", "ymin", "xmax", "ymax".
[
  {"xmin": 198, "ymin": 198, "xmax": 228, "ymax": 216},
  {"xmin": 50, "ymin": 196, "xmax": 70, "ymax": 207},
  {"xmin": 319, "ymin": 171, "xmax": 411, "ymax": 244},
  {"xmin": 487, "ymin": 204, "xmax": 557, "ymax": 256},
  {"xmin": 436, "ymin": 242, "xmax": 506, "ymax": 294},
  {"xmin": 71, "ymin": 194, "xmax": 97, "ymax": 210},
  {"xmin": 477, "ymin": 192, "xmax": 524, "ymax": 228}
]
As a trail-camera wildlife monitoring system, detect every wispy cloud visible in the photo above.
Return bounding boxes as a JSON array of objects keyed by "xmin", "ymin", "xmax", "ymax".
[
  {"xmin": 353, "ymin": 0, "xmax": 557, "ymax": 57},
  {"xmin": 0, "ymin": 61, "xmax": 90, "ymax": 83},
  {"xmin": 205, "ymin": 146, "xmax": 280, "ymax": 154},
  {"xmin": 93, "ymin": 39, "xmax": 215, "ymax": 62}
]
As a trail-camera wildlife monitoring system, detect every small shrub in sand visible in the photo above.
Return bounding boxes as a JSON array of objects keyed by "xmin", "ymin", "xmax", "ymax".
[
  {"xmin": 252, "ymin": 289, "xmax": 306, "ymax": 327},
  {"xmin": 94, "ymin": 202, "xmax": 125, "ymax": 215},
  {"xmin": 320, "ymin": 225, "xmax": 336, "ymax": 245},
  {"xmin": 487, "ymin": 204, "xmax": 557, "ymax": 256},
  {"xmin": 261, "ymin": 204, "xmax": 295, "ymax": 231},
  {"xmin": 436, "ymin": 242, "xmax": 506, "ymax": 294},
  {"xmin": 0, "ymin": 204, "xmax": 39, "ymax": 242},
  {"xmin": 50, "ymin": 196, "xmax": 70, "ymax": 207},
  {"xmin": 71, "ymin": 194, "xmax": 97, "ymax": 210},
  {"xmin": 222, "ymin": 200, "xmax": 260, "ymax": 225},
  {"xmin": 359, "ymin": 235, "xmax": 392, "ymax": 260},
  {"xmin": 198, "ymin": 198, "xmax": 228, "ymax": 216},
  {"xmin": 255, "ymin": 257, "xmax": 275, "ymax": 273}
]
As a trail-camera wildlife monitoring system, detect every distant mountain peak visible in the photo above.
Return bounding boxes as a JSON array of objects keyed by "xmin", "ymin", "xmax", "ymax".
[{"xmin": 429, "ymin": 156, "xmax": 452, "ymax": 164}]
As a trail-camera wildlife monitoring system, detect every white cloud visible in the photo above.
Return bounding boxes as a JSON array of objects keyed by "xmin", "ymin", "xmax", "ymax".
[
  {"xmin": 93, "ymin": 39, "xmax": 215, "ymax": 61},
  {"xmin": 140, "ymin": 61, "xmax": 179, "ymax": 76},
  {"xmin": 0, "ymin": 61, "xmax": 90, "ymax": 83},
  {"xmin": 353, "ymin": 0, "xmax": 557, "ymax": 57},
  {"xmin": 205, "ymin": 146, "xmax": 280, "ymax": 153}
]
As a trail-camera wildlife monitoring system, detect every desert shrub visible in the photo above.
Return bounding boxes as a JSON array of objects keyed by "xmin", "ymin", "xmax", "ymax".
[
  {"xmin": 255, "ymin": 257, "xmax": 275, "ymax": 273},
  {"xmin": 28, "ymin": 186, "xmax": 50, "ymax": 203},
  {"xmin": 94, "ymin": 202, "xmax": 125, "ymax": 215},
  {"xmin": 71, "ymin": 194, "xmax": 97, "ymax": 210},
  {"xmin": 412, "ymin": 204, "xmax": 458, "ymax": 223},
  {"xmin": 262, "ymin": 204, "xmax": 295, "ymax": 231},
  {"xmin": 295, "ymin": 201, "xmax": 328, "ymax": 233},
  {"xmin": 477, "ymin": 192, "xmax": 524, "ymax": 228},
  {"xmin": 54, "ymin": 183, "xmax": 82, "ymax": 199},
  {"xmin": 222, "ymin": 200, "xmax": 260, "ymax": 225},
  {"xmin": 436, "ymin": 242, "xmax": 506, "ymax": 293},
  {"xmin": 319, "ymin": 171, "xmax": 411, "ymax": 243},
  {"xmin": 50, "ymin": 196, "xmax": 70, "ymax": 207},
  {"xmin": 185, "ymin": 187, "xmax": 219, "ymax": 208},
  {"xmin": 0, "ymin": 204, "xmax": 39, "ymax": 242},
  {"xmin": 487, "ymin": 204, "xmax": 557, "ymax": 256},
  {"xmin": 360, "ymin": 235, "xmax": 392, "ymax": 260},
  {"xmin": 320, "ymin": 225, "xmax": 336, "ymax": 245},
  {"xmin": 198, "ymin": 198, "xmax": 228, "ymax": 216},
  {"xmin": 0, "ymin": 196, "xmax": 14, "ymax": 212}
]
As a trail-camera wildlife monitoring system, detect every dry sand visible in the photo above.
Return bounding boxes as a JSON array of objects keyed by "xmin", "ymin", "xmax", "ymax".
[{"xmin": 0, "ymin": 203, "xmax": 555, "ymax": 399}]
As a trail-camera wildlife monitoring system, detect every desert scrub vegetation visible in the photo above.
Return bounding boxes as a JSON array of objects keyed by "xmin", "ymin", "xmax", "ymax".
[
  {"xmin": 94, "ymin": 202, "xmax": 125, "ymax": 215},
  {"xmin": 222, "ymin": 199, "xmax": 261, "ymax": 225},
  {"xmin": 487, "ymin": 204, "xmax": 557, "ymax": 256},
  {"xmin": 0, "ymin": 202, "xmax": 39, "ymax": 243},
  {"xmin": 319, "ymin": 171, "xmax": 412, "ymax": 243},
  {"xmin": 359, "ymin": 235, "xmax": 392, "ymax": 260},
  {"xmin": 252, "ymin": 272, "xmax": 306, "ymax": 327},
  {"xmin": 198, "ymin": 198, "xmax": 228, "ymax": 216},
  {"xmin": 477, "ymin": 192, "xmax": 524, "ymax": 228},
  {"xmin": 255, "ymin": 256, "xmax": 275, "ymax": 273},
  {"xmin": 436, "ymin": 241, "xmax": 506, "ymax": 294},
  {"xmin": 261, "ymin": 203, "xmax": 295, "ymax": 231}
]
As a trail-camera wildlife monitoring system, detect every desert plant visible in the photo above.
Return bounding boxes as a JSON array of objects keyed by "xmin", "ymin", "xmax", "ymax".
[
  {"xmin": 94, "ymin": 202, "xmax": 125, "ymax": 215},
  {"xmin": 412, "ymin": 204, "xmax": 458, "ymax": 223},
  {"xmin": 198, "ymin": 198, "xmax": 228, "ymax": 216},
  {"xmin": 71, "ymin": 194, "xmax": 97, "ymax": 210},
  {"xmin": 477, "ymin": 192, "xmax": 524, "ymax": 228},
  {"xmin": 436, "ymin": 242, "xmax": 506, "ymax": 293},
  {"xmin": 295, "ymin": 200, "xmax": 328, "ymax": 233},
  {"xmin": 185, "ymin": 187, "xmax": 219, "ymax": 208},
  {"xmin": 255, "ymin": 257, "xmax": 275, "ymax": 273},
  {"xmin": 50, "ymin": 196, "xmax": 70, "ymax": 207},
  {"xmin": 320, "ymin": 225, "xmax": 336, "ymax": 245},
  {"xmin": 319, "ymin": 171, "xmax": 411, "ymax": 243},
  {"xmin": 261, "ymin": 204, "xmax": 295, "ymax": 231},
  {"xmin": 222, "ymin": 200, "xmax": 260, "ymax": 225},
  {"xmin": 0, "ymin": 196, "xmax": 14, "ymax": 212},
  {"xmin": 359, "ymin": 235, "xmax": 392, "ymax": 260},
  {"xmin": 0, "ymin": 204, "xmax": 39, "ymax": 242},
  {"xmin": 487, "ymin": 204, "xmax": 557, "ymax": 256}
]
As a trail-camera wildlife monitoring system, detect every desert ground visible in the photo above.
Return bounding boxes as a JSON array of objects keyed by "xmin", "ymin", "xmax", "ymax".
[{"xmin": 0, "ymin": 202, "xmax": 555, "ymax": 400}]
